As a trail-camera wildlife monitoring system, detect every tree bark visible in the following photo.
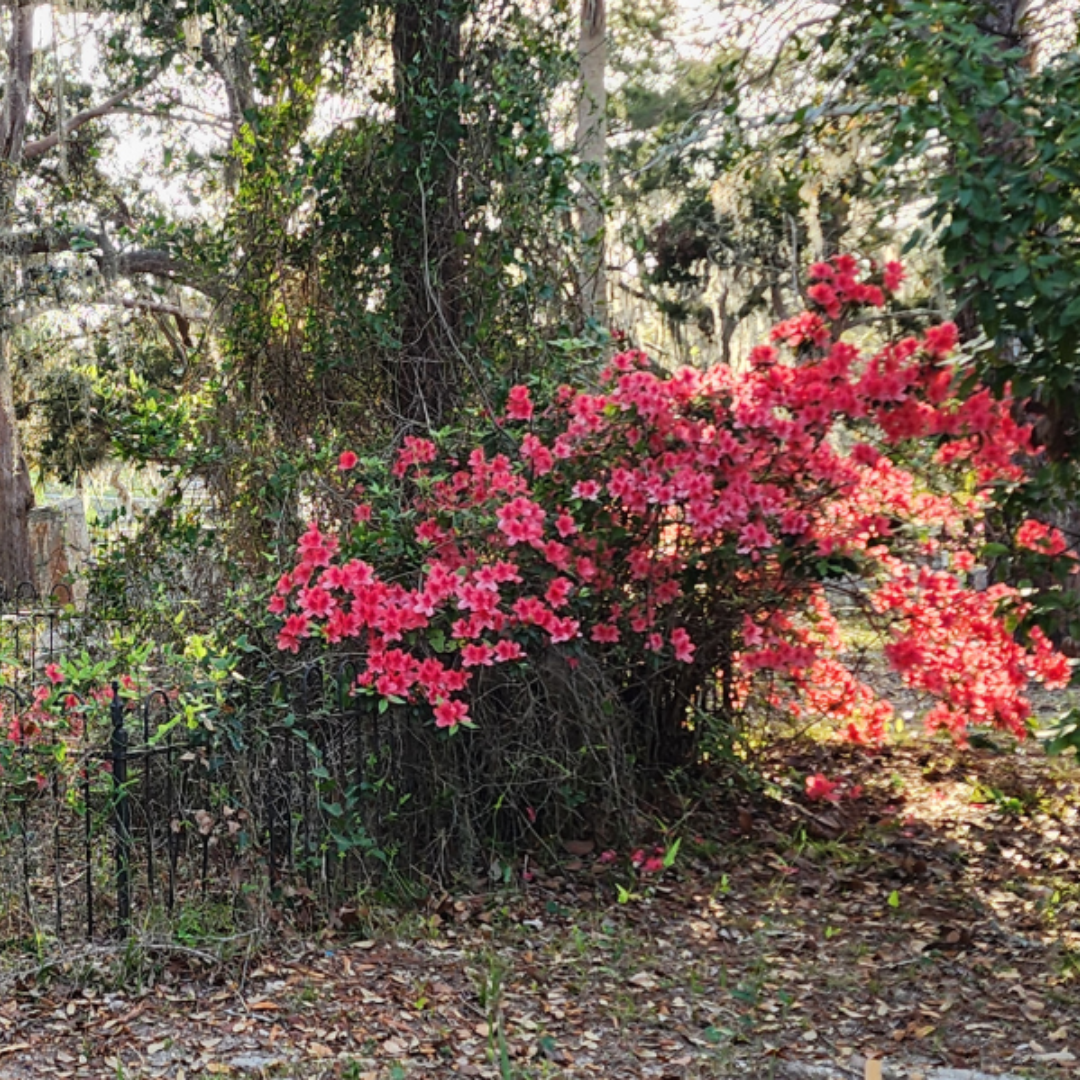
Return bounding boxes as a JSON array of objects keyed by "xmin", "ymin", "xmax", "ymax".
[
  {"xmin": 576, "ymin": 0, "xmax": 606, "ymax": 321},
  {"xmin": 0, "ymin": 3, "xmax": 36, "ymax": 590},
  {"xmin": 390, "ymin": 0, "xmax": 465, "ymax": 430},
  {"xmin": 0, "ymin": 344, "xmax": 33, "ymax": 590},
  {"xmin": 0, "ymin": 4, "xmax": 33, "ymax": 161},
  {"xmin": 953, "ymin": 0, "xmax": 1034, "ymax": 342},
  {"xmin": 977, "ymin": 0, "xmax": 1031, "ymax": 49}
]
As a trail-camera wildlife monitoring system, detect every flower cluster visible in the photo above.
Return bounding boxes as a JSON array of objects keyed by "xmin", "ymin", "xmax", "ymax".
[
  {"xmin": 806, "ymin": 254, "xmax": 891, "ymax": 317},
  {"xmin": 1016, "ymin": 518, "xmax": 1071, "ymax": 557},
  {"xmin": 874, "ymin": 561, "xmax": 1069, "ymax": 739},
  {"xmin": 0, "ymin": 664, "xmax": 114, "ymax": 792},
  {"xmin": 0, "ymin": 656, "xmax": 164, "ymax": 798},
  {"xmin": 272, "ymin": 256, "xmax": 1071, "ymax": 744}
]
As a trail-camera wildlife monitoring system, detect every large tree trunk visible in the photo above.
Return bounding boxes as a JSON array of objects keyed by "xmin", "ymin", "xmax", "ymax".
[
  {"xmin": 576, "ymin": 0, "xmax": 606, "ymax": 321},
  {"xmin": 390, "ymin": 0, "xmax": 465, "ymax": 430},
  {"xmin": 953, "ymin": 0, "xmax": 1033, "ymax": 343},
  {"xmin": 0, "ymin": 3, "xmax": 36, "ymax": 591},
  {"xmin": 0, "ymin": 351, "xmax": 33, "ymax": 590}
]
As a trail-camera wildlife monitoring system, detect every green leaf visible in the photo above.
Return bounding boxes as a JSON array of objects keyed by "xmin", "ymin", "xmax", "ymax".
[{"xmin": 662, "ymin": 837, "xmax": 681, "ymax": 869}]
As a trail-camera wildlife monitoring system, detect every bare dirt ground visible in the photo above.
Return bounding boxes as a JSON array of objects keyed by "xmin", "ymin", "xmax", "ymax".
[{"xmin": 0, "ymin": 730, "xmax": 1078, "ymax": 1080}]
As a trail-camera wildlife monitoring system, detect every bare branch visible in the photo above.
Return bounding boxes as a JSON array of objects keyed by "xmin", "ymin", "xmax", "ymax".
[
  {"xmin": 22, "ymin": 71, "xmax": 163, "ymax": 160},
  {"xmin": 0, "ymin": 225, "xmax": 224, "ymax": 299},
  {"xmin": 113, "ymin": 296, "xmax": 208, "ymax": 321},
  {"xmin": 113, "ymin": 105, "xmax": 232, "ymax": 132},
  {"xmin": 9, "ymin": 295, "xmax": 209, "ymax": 329},
  {"xmin": 623, "ymin": 102, "xmax": 889, "ymax": 181}
]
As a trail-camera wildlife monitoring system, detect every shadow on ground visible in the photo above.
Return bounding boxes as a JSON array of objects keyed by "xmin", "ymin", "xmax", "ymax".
[{"xmin": 0, "ymin": 734, "xmax": 1076, "ymax": 1079}]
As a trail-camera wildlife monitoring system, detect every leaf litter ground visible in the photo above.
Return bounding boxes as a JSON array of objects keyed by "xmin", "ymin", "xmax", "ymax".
[{"xmin": 1, "ymin": 733, "xmax": 1078, "ymax": 1080}]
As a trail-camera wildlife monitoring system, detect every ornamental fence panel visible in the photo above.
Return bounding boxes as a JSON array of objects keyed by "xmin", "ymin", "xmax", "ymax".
[{"xmin": 0, "ymin": 583, "xmax": 409, "ymax": 943}]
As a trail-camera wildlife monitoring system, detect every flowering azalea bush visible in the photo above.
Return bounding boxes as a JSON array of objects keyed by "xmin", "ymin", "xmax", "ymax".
[{"xmin": 270, "ymin": 256, "xmax": 1073, "ymax": 773}]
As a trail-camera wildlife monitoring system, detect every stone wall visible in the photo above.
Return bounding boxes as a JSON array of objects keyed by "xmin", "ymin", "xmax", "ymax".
[{"xmin": 27, "ymin": 496, "xmax": 90, "ymax": 602}]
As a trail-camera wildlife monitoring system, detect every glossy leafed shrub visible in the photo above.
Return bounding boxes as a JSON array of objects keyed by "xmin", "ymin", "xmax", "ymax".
[{"xmin": 272, "ymin": 257, "xmax": 1072, "ymax": 753}]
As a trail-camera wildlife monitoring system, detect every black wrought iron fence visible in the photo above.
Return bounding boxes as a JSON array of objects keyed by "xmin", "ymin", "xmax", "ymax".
[
  {"xmin": 0, "ymin": 584, "xmax": 419, "ymax": 943},
  {"xmin": 0, "ymin": 575, "xmax": 567, "ymax": 944},
  {"xmin": 0, "ymin": 666, "xmax": 418, "ymax": 943},
  {"xmin": 0, "ymin": 580, "xmax": 72, "ymax": 684}
]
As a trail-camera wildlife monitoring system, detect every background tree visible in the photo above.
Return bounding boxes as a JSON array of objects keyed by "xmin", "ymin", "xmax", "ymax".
[
  {"xmin": 0, "ymin": 1, "xmax": 583, "ymax": 577},
  {"xmin": 10, "ymin": 0, "xmax": 1080, "ymax": 601},
  {"xmin": 0, "ymin": 1, "xmax": 225, "ymax": 588},
  {"xmin": 173, "ymin": 0, "xmax": 584, "ymax": 559},
  {"xmin": 577, "ymin": 0, "xmax": 606, "ymax": 319}
]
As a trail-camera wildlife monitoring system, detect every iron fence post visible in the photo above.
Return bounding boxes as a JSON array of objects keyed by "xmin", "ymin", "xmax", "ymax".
[{"xmin": 110, "ymin": 682, "xmax": 131, "ymax": 936}]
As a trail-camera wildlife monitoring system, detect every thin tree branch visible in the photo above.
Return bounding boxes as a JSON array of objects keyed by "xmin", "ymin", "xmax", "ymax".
[
  {"xmin": 22, "ymin": 70, "xmax": 163, "ymax": 160},
  {"xmin": 0, "ymin": 227, "xmax": 224, "ymax": 299},
  {"xmin": 114, "ymin": 296, "xmax": 208, "ymax": 321},
  {"xmin": 8, "ymin": 296, "xmax": 209, "ymax": 328},
  {"xmin": 113, "ymin": 105, "xmax": 232, "ymax": 132}
]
